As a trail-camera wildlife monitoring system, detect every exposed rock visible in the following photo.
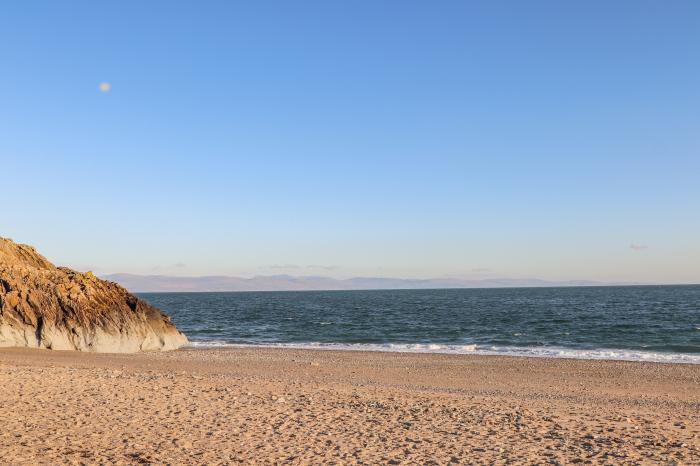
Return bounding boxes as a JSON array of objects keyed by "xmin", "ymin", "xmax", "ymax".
[{"xmin": 0, "ymin": 237, "xmax": 187, "ymax": 352}]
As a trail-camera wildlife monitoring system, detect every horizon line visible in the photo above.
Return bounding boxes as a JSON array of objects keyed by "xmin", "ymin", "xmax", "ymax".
[{"xmin": 95, "ymin": 272, "xmax": 700, "ymax": 294}]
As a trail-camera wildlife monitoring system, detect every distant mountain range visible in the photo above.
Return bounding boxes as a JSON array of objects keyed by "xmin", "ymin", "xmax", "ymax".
[{"xmin": 103, "ymin": 273, "xmax": 641, "ymax": 292}]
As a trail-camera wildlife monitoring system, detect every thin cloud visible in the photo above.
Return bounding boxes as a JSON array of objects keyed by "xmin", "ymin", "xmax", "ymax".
[
  {"xmin": 307, "ymin": 265, "xmax": 340, "ymax": 271},
  {"xmin": 471, "ymin": 267, "xmax": 491, "ymax": 273},
  {"xmin": 262, "ymin": 264, "xmax": 339, "ymax": 271},
  {"xmin": 151, "ymin": 262, "xmax": 188, "ymax": 271},
  {"xmin": 630, "ymin": 244, "xmax": 648, "ymax": 251}
]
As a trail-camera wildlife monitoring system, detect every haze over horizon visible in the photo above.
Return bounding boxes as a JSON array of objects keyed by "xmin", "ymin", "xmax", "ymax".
[
  {"xmin": 3, "ymin": 1, "xmax": 699, "ymax": 284},
  {"xmin": 104, "ymin": 272, "xmax": 649, "ymax": 293}
]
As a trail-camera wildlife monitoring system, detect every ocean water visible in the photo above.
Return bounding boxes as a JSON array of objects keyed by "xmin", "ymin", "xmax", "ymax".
[{"xmin": 139, "ymin": 285, "xmax": 700, "ymax": 364}]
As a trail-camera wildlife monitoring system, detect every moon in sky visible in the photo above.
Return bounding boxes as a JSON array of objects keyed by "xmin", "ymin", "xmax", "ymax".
[{"xmin": 99, "ymin": 82, "xmax": 111, "ymax": 92}]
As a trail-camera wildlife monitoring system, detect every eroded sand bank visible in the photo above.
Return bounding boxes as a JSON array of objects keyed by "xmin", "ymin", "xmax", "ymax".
[{"xmin": 0, "ymin": 347, "xmax": 698, "ymax": 464}]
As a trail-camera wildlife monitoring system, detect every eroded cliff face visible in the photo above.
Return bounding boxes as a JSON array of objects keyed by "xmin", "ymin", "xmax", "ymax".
[{"xmin": 0, "ymin": 237, "xmax": 187, "ymax": 352}]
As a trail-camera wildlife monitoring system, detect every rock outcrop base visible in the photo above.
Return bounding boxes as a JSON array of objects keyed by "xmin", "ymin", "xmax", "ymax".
[{"xmin": 0, "ymin": 237, "xmax": 187, "ymax": 352}]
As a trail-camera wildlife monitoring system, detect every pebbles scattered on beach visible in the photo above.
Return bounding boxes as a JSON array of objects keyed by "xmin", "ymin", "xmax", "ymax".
[{"xmin": 0, "ymin": 347, "xmax": 698, "ymax": 464}]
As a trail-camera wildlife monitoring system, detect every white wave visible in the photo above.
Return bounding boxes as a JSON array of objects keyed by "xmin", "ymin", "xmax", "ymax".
[{"xmin": 186, "ymin": 340, "xmax": 700, "ymax": 364}]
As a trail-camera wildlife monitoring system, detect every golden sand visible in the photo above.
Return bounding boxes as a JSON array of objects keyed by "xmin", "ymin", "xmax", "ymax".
[{"xmin": 0, "ymin": 347, "xmax": 698, "ymax": 464}]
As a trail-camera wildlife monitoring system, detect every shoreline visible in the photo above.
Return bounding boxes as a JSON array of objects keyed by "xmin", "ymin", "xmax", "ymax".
[
  {"xmin": 185, "ymin": 341, "xmax": 700, "ymax": 365},
  {"xmin": 1, "ymin": 346, "xmax": 698, "ymax": 464}
]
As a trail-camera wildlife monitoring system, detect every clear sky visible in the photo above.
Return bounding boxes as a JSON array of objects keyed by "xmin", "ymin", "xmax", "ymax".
[{"xmin": 1, "ymin": 1, "xmax": 698, "ymax": 283}]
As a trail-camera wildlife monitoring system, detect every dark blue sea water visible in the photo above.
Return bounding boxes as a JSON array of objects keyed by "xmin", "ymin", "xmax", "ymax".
[{"xmin": 140, "ymin": 285, "xmax": 700, "ymax": 363}]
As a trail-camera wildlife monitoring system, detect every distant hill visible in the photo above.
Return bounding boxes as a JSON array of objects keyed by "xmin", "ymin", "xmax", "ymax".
[{"xmin": 102, "ymin": 273, "xmax": 639, "ymax": 293}]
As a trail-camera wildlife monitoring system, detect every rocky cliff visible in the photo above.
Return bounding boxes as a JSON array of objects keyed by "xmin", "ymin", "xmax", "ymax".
[{"xmin": 0, "ymin": 237, "xmax": 187, "ymax": 352}]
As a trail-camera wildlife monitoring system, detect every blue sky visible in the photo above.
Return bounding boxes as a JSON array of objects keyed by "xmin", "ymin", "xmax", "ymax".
[{"xmin": 1, "ymin": 1, "xmax": 699, "ymax": 283}]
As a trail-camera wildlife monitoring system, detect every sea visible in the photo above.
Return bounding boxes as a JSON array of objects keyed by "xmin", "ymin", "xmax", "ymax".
[{"xmin": 139, "ymin": 285, "xmax": 700, "ymax": 364}]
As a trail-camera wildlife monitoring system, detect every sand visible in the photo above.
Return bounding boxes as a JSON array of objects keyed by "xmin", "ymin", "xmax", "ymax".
[{"xmin": 0, "ymin": 347, "xmax": 698, "ymax": 465}]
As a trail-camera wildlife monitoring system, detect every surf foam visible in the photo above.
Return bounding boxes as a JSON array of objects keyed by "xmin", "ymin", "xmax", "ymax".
[{"xmin": 187, "ymin": 341, "xmax": 700, "ymax": 364}]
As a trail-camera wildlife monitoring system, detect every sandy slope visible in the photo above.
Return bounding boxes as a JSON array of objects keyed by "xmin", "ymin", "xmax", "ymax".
[{"xmin": 0, "ymin": 347, "xmax": 698, "ymax": 465}]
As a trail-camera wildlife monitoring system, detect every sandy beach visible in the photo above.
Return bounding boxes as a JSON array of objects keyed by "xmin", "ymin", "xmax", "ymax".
[{"xmin": 0, "ymin": 347, "xmax": 698, "ymax": 465}]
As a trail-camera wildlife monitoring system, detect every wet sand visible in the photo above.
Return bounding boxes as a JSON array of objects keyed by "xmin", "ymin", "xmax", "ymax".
[{"xmin": 0, "ymin": 347, "xmax": 698, "ymax": 465}]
